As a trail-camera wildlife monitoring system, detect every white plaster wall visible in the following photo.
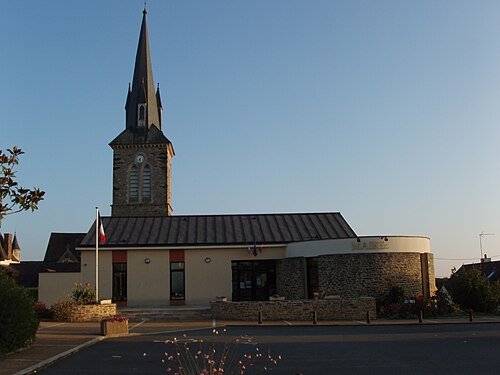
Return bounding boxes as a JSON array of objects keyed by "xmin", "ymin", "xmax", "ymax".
[
  {"xmin": 286, "ymin": 236, "xmax": 431, "ymax": 258},
  {"xmin": 38, "ymin": 272, "xmax": 82, "ymax": 306},
  {"xmin": 127, "ymin": 250, "xmax": 170, "ymax": 306},
  {"xmin": 80, "ymin": 250, "xmax": 113, "ymax": 301}
]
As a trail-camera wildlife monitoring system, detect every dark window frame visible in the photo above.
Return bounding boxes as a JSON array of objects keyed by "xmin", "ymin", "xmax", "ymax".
[
  {"xmin": 170, "ymin": 261, "xmax": 185, "ymax": 300},
  {"xmin": 112, "ymin": 262, "xmax": 127, "ymax": 302}
]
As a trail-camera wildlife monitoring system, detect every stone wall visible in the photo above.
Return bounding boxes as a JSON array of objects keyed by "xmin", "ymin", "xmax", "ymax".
[
  {"xmin": 276, "ymin": 257, "xmax": 306, "ymax": 300},
  {"xmin": 318, "ymin": 252, "xmax": 432, "ymax": 298},
  {"xmin": 66, "ymin": 304, "xmax": 117, "ymax": 322},
  {"xmin": 420, "ymin": 253, "xmax": 437, "ymax": 299},
  {"xmin": 211, "ymin": 298, "xmax": 376, "ymax": 321},
  {"xmin": 111, "ymin": 144, "xmax": 172, "ymax": 217}
]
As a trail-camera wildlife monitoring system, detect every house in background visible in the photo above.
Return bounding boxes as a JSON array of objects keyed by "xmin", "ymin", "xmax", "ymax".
[
  {"xmin": 458, "ymin": 257, "xmax": 500, "ymax": 283},
  {"xmin": 0, "ymin": 233, "xmax": 21, "ymax": 266},
  {"xmin": 3, "ymin": 233, "xmax": 84, "ymax": 294}
]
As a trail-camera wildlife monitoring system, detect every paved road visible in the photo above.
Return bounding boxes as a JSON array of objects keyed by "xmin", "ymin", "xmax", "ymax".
[{"xmin": 39, "ymin": 323, "xmax": 500, "ymax": 374}]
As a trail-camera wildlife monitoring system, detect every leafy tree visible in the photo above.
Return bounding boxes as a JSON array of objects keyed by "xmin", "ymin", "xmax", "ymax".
[
  {"xmin": 446, "ymin": 267, "xmax": 500, "ymax": 313},
  {"xmin": 0, "ymin": 147, "xmax": 45, "ymax": 227}
]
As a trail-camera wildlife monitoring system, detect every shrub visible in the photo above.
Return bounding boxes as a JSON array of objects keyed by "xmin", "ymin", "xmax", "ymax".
[
  {"xmin": 377, "ymin": 278, "xmax": 413, "ymax": 318},
  {"xmin": 50, "ymin": 300, "xmax": 76, "ymax": 322},
  {"xmin": 71, "ymin": 282, "xmax": 95, "ymax": 305},
  {"xmin": 0, "ymin": 270, "xmax": 39, "ymax": 356},
  {"xmin": 163, "ymin": 329, "xmax": 281, "ymax": 374},
  {"xmin": 25, "ymin": 288, "xmax": 38, "ymax": 302},
  {"xmin": 35, "ymin": 301, "xmax": 53, "ymax": 320},
  {"xmin": 446, "ymin": 268, "xmax": 500, "ymax": 313}
]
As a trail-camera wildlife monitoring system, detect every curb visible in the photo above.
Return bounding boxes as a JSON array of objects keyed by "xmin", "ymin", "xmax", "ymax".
[{"xmin": 13, "ymin": 336, "xmax": 106, "ymax": 375}]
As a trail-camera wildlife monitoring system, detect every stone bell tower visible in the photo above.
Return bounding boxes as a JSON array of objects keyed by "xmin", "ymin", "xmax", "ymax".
[{"xmin": 110, "ymin": 9, "xmax": 174, "ymax": 217}]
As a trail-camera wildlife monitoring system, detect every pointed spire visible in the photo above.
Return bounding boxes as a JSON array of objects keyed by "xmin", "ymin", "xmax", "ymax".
[
  {"xmin": 125, "ymin": 9, "xmax": 161, "ymax": 131},
  {"xmin": 12, "ymin": 234, "xmax": 20, "ymax": 251},
  {"xmin": 11, "ymin": 234, "xmax": 20, "ymax": 262}
]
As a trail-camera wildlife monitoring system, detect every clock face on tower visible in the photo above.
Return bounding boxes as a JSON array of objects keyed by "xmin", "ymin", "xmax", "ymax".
[{"xmin": 136, "ymin": 154, "xmax": 145, "ymax": 164}]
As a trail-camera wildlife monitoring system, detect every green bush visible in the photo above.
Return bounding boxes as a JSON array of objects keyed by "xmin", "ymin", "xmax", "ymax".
[
  {"xmin": 446, "ymin": 268, "xmax": 500, "ymax": 313},
  {"xmin": 0, "ymin": 270, "xmax": 39, "ymax": 356},
  {"xmin": 25, "ymin": 288, "xmax": 38, "ymax": 302},
  {"xmin": 71, "ymin": 283, "xmax": 95, "ymax": 305}
]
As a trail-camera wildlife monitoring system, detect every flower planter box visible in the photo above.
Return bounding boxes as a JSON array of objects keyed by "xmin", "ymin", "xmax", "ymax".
[{"xmin": 101, "ymin": 318, "xmax": 129, "ymax": 336}]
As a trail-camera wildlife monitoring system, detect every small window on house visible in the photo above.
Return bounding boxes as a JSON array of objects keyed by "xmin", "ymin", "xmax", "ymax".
[
  {"xmin": 143, "ymin": 165, "xmax": 151, "ymax": 202},
  {"xmin": 129, "ymin": 166, "xmax": 139, "ymax": 202}
]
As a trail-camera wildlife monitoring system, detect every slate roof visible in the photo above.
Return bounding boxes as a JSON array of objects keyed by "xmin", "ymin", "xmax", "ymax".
[
  {"xmin": 461, "ymin": 260, "xmax": 500, "ymax": 283},
  {"xmin": 109, "ymin": 126, "xmax": 172, "ymax": 147},
  {"xmin": 79, "ymin": 212, "xmax": 356, "ymax": 248},
  {"xmin": 43, "ymin": 233, "xmax": 86, "ymax": 263}
]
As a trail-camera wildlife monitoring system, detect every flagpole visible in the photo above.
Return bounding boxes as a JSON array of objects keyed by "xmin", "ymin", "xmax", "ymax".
[{"xmin": 95, "ymin": 207, "xmax": 99, "ymax": 303}]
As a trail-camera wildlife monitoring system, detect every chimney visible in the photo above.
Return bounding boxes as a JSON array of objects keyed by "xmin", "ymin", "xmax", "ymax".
[
  {"xmin": 481, "ymin": 254, "xmax": 491, "ymax": 263},
  {"xmin": 3, "ymin": 233, "xmax": 12, "ymax": 260}
]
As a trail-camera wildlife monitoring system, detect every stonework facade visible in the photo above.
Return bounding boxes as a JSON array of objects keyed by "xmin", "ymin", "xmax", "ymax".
[
  {"xmin": 210, "ymin": 298, "xmax": 376, "ymax": 321},
  {"xmin": 317, "ymin": 252, "xmax": 434, "ymax": 299},
  {"xmin": 62, "ymin": 304, "xmax": 117, "ymax": 322},
  {"xmin": 276, "ymin": 257, "xmax": 307, "ymax": 300},
  {"xmin": 111, "ymin": 144, "xmax": 172, "ymax": 216}
]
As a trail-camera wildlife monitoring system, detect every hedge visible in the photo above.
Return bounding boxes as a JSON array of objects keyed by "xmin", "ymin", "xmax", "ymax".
[{"xmin": 0, "ymin": 270, "xmax": 39, "ymax": 356}]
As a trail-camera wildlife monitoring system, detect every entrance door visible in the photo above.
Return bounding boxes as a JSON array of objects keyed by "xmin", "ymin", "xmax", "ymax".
[
  {"xmin": 112, "ymin": 263, "xmax": 127, "ymax": 302},
  {"xmin": 231, "ymin": 260, "xmax": 276, "ymax": 301}
]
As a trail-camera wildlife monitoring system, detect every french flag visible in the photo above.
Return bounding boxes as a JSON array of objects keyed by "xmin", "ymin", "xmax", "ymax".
[{"xmin": 98, "ymin": 213, "xmax": 106, "ymax": 244}]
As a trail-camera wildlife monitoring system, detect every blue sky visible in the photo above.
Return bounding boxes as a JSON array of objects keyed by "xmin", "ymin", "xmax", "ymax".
[{"xmin": 2, "ymin": 1, "xmax": 500, "ymax": 277}]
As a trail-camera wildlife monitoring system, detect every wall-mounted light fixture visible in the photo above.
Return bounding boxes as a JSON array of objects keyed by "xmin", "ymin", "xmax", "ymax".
[
  {"xmin": 144, "ymin": 258, "xmax": 151, "ymax": 264},
  {"xmin": 204, "ymin": 257, "xmax": 211, "ymax": 264}
]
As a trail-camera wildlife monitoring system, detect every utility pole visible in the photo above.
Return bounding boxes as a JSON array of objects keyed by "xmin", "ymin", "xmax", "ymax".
[{"xmin": 479, "ymin": 232, "xmax": 495, "ymax": 260}]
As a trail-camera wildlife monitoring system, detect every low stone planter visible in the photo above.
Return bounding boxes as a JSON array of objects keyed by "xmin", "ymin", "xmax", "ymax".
[
  {"xmin": 63, "ymin": 303, "xmax": 117, "ymax": 322},
  {"xmin": 269, "ymin": 296, "xmax": 285, "ymax": 301},
  {"xmin": 211, "ymin": 297, "xmax": 377, "ymax": 321},
  {"xmin": 101, "ymin": 317, "xmax": 129, "ymax": 336}
]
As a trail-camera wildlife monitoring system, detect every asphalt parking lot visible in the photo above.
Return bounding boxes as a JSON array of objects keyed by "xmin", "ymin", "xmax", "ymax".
[{"xmin": 38, "ymin": 322, "xmax": 500, "ymax": 375}]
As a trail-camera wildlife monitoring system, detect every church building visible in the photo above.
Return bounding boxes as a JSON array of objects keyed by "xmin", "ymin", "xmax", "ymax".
[{"xmin": 39, "ymin": 10, "xmax": 436, "ymax": 308}]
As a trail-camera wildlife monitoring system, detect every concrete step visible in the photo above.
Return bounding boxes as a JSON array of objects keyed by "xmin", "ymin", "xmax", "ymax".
[{"xmin": 117, "ymin": 307, "xmax": 213, "ymax": 322}]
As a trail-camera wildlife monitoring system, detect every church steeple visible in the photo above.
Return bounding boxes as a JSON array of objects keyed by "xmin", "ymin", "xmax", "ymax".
[
  {"xmin": 126, "ymin": 9, "xmax": 161, "ymax": 131},
  {"xmin": 110, "ymin": 9, "xmax": 174, "ymax": 218}
]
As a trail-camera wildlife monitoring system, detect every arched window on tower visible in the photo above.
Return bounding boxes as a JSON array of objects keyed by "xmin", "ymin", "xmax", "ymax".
[
  {"xmin": 143, "ymin": 165, "xmax": 151, "ymax": 202},
  {"xmin": 129, "ymin": 166, "xmax": 139, "ymax": 202},
  {"xmin": 138, "ymin": 105, "xmax": 145, "ymax": 127}
]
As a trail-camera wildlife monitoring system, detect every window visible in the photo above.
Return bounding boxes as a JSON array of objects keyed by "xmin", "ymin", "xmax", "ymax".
[
  {"xmin": 170, "ymin": 262, "xmax": 185, "ymax": 300},
  {"xmin": 112, "ymin": 263, "xmax": 127, "ymax": 302},
  {"xmin": 231, "ymin": 260, "xmax": 276, "ymax": 301},
  {"xmin": 143, "ymin": 165, "xmax": 151, "ymax": 202},
  {"xmin": 138, "ymin": 104, "xmax": 145, "ymax": 127},
  {"xmin": 129, "ymin": 166, "xmax": 139, "ymax": 202}
]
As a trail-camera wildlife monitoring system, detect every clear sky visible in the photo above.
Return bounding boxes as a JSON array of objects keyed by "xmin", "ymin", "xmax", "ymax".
[{"xmin": 2, "ymin": 0, "xmax": 500, "ymax": 278}]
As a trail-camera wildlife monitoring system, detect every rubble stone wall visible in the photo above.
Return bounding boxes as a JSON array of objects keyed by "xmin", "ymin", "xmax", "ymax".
[{"xmin": 211, "ymin": 298, "xmax": 376, "ymax": 321}]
